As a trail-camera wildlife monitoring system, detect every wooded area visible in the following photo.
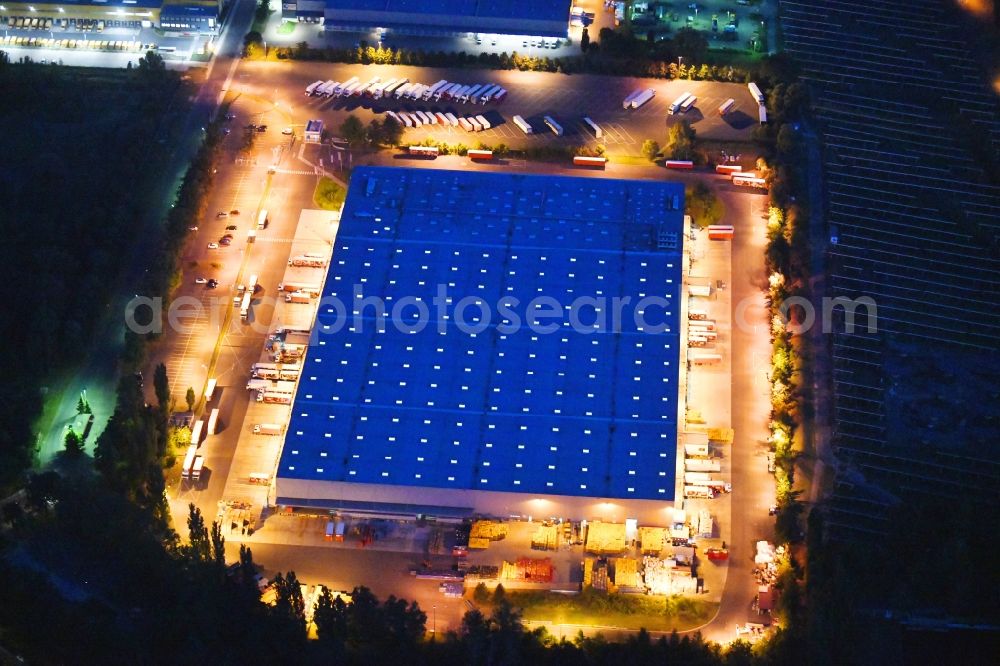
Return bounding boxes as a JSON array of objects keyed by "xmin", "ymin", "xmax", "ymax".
[{"xmin": 0, "ymin": 54, "xmax": 187, "ymax": 487}]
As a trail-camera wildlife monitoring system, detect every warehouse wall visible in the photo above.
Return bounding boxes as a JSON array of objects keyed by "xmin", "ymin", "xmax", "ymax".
[{"xmin": 275, "ymin": 478, "xmax": 676, "ymax": 526}]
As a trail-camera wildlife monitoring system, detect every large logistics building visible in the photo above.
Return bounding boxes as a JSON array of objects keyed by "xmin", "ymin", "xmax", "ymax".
[
  {"xmin": 284, "ymin": 0, "xmax": 572, "ymax": 38},
  {"xmin": 275, "ymin": 167, "xmax": 686, "ymax": 525},
  {"xmin": 0, "ymin": 0, "xmax": 220, "ymax": 33}
]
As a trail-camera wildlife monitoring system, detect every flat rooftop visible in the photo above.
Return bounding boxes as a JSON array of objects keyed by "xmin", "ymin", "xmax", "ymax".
[
  {"xmin": 279, "ymin": 167, "xmax": 684, "ymax": 506},
  {"xmin": 322, "ymin": 0, "xmax": 572, "ymax": 37},
  {"xmin": 324, "ymin": 0, "xmax": 570, "ymax": 23}
]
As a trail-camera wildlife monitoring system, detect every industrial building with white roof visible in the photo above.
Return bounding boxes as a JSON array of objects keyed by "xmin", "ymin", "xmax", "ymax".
[{"xmin": 275, "ymin": 167, "xmax": 686, "ymax": 525}]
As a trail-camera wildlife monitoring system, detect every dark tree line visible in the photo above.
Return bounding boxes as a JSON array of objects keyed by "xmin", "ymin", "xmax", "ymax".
[
  {"xmin": 255, "ymin": 33, "xmax": 782, "ymax": 84},
  {"xmin": 0, "ymin": 54, "xmax": 184, "ymax": 488}
]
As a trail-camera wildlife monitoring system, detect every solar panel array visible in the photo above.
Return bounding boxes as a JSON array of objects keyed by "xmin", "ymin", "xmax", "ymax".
[
  {"xmin": 783, "ymin": 0, "xmax": 1000, "ymax": 535},
  {"xmin": 279, "ymin": 167, "xmax": 685, "ymax": 503}
]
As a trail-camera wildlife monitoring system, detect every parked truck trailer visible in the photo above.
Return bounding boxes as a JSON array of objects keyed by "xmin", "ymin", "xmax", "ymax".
[
  {"xmin": 631, "ymin": 88, "xmax": 656, "ymax": 109},
  {"xmin": 253, "ymin": 423, "xmax": 284, "ymax": 436}
]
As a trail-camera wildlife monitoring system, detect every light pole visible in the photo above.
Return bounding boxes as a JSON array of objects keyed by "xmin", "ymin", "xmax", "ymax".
[{"xmin": 432, "ymin": 605, "xmax": 436, "ymax": 636}]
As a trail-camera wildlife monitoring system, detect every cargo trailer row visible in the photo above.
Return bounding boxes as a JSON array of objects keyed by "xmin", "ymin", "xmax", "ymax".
[{"xmin": 392, "ymin": 80, "xmax": 506, "ymax": 104}]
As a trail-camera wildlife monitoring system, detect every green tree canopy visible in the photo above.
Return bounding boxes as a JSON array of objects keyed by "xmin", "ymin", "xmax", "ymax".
[
  {"xmin": 642, "ymin": 139, "xmax": 661, "ymax": 162},
  {"xmin": 339, "ymin": 115, "xmax": 366, "ymax": 146},
  {"xmin": 664, "ymin": 120, "xmax": 696, "ymax": 161}
]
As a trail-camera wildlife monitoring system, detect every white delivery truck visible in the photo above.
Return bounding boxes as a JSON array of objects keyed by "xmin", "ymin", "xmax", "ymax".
[
  {"xmin": 685, "ymin": 458, "xmax": 722, "ymax": 472},
  {"xmin": 688, "ymin": 284, "xmax": 712, "ymax": 297},
  {"xmin": 191, "ymin": 455, "xmax": 204, "ymax": 481},
  {"xmin": 685, "ymin": 485, "xmax": 717, "ymax": 499},
  {"xmin": 246, "ymin": 378, "xmax": 270, "ymax": 391},
  {"xmin": 543, "ymin": 115, "xmax": 563, "ymax": 136},
  {"xmin": 239, "ymin": 292, "xmax": 252, "ymax": 321},
  {"xmin": 461, "ymin": 84, "xmax": 483, "ymax": 103},
  {"xmin": 277, "ymin": 281, "xmax": 321, "ymax": 294},
  {"xmin": 288, "ymin": 255, "xmax": 327, "ymax": 268},
  {"xmin": 684, "ymin": 443, "xmax": 710, "ymax": 457},
  {"xmin": 690, "ymin": 352, "xmax": 722, "ymax": 365},
  {"xmin": 475, "ymin": 84, "xmax": 500, "ymax": 104},
  {"xmin": 181, "ymin": 445, "xmax": 197, "ymax": 479},
  {"xmin": 424, "ymin": 79, "xmax": 448, "ymax": 100},
  {"xmin": 669, "ymin": 92, "xmax": 692, "ymax": 115},
  {"xmin": 334, "ymin": 76, "xmax": 359, "ymax": 96},
  {"xmin": 631, "ymin": 88, "xmax": 655, "ymax": 108},
  {"xmin": 259, "ymin": 391, "xmax": 292, "ymax": 404},
  {"xmin": 513, "ymin": 115, "xmax": 532, "ymax": 134},
  {"xmin": 383, "ymin": 78, "xmax": 408, "ymax": 98}
]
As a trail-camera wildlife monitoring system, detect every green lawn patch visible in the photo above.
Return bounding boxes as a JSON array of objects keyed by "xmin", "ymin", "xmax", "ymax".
[
  {"xmin": 276, "ymin": 21, "xmax": 296, "ymax": 35},
  {"xmin": 504, "ymin": 589, "xmax": 717, "ymax": 632},
  {"xmin": 313, "ymin": 177, "xmax": 347, "ymax": 211}
]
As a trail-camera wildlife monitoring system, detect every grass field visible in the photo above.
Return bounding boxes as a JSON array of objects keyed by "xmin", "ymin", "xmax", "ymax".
[
  {"xmin": 313, "ymin": 176, "xmax": 347, "ymax": 211},
  {"xmin": 503, "ymin": 589, "xmax": 717, "ymax": 632}
]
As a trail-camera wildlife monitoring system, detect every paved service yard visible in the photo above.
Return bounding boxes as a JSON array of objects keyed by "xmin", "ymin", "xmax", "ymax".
[{"xmin": 238, "ymin": 61, "xmax": 759, "ymax": 156}]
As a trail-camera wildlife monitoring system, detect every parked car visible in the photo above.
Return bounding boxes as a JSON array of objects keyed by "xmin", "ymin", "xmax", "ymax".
[
  {"xmin": 282, "ymin": 127, "xmax": 293, "ymax": 135},
  {"xmin": 195, "ymin": 277, "xmax": 208, "ymax": 284},
  {"xmin": 226, "ymin": 225, "xmax": 237, "ymax": 231},
  {"xmin": 230, "ymin": 209, "xmax": 240, "ymax": 216},
  {"xmin": 219, "ymin": 238, "xmax": 232, "ymax": 246},
  {"xmin": 207, "ymin": 279, "xmax": 219, "ymax": 289},
  {"xmin": 188, "ymin": 226, "xmax": 199, "ymax": 231},
  {"xmin": 207, "ymin": 242, "xmax": 219, "ymax": 249},
  {"xmin": 216, "ymin": 211, "xmax": 228, "ymax": 218},
  {"xmin": 256, "ymin": 125, "xmax": 267, "ymax": 133}
]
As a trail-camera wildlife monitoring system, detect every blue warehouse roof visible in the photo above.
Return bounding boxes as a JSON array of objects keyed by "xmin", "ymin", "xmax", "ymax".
[{"xmin": 279, "ymin": 167, "xmax": 684, "ymax": 502}]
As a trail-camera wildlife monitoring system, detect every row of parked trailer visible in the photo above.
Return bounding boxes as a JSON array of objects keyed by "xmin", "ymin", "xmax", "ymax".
[
  {"xmin": 389, "ymin": 109, "xmax": 573, "ymax": 138},
  {"xmin": 386, "ymin": 109, "xmax": 496, "ymax": 132},
  {"xmin": 305, "ymin": 77, "xmax": 507, "ymax": 105}
]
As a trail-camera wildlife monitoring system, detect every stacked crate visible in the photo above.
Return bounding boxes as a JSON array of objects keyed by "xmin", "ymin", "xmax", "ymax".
[
  {"xmin": 639, "ymin": 527, "xmax": 667, "ymax": 554},
  {"xmin": 500, "ymin": 558, "xmax": 553, "ymax": 582},
  {"xmin": 584, "ymin": 521, "xmax": 626, "ymax": 554},
  {"xmin": 470, "ymin": 520, "xmax": 508, "ymax": 541},
  {"xmin": 611, "ymin": 557, "xmax": 640, "ymax": 588},
  {"xmin": 531, "ymin": 524, "xmax": 559, "ymax": 550}
]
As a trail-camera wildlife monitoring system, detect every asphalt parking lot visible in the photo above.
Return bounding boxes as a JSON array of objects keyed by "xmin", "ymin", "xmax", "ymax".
[{"xmin": 240, "ymin": 61, "xmax": 759, "ymax": 155}]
